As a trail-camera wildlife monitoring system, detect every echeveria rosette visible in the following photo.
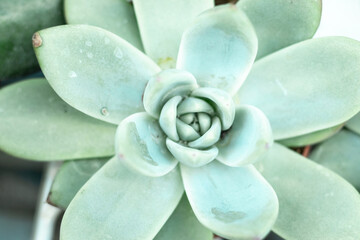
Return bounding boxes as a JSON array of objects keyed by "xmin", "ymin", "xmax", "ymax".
[
  {"xmin": 1, "ymin": 1, "xmax": 360, "ymax": 240},
  {"xmin": 115, "ymin": 65, "xmax": 277, "ymax": 239}
]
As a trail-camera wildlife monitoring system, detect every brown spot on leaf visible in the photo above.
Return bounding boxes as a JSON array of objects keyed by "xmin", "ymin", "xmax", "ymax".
[{"xmin": 32, "ymin": 32, "xmax": 42, "ymax": 48}]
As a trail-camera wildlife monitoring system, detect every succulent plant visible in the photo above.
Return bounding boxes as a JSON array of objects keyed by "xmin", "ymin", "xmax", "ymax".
[{"xmin": 1, "ymin": 1, "xmax": 360, "ymax": 239}]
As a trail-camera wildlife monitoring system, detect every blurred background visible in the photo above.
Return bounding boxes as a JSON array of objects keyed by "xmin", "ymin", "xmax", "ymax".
[{"xmin": 0, "ymin": 0, "xmax": 359, "ymax": 239}]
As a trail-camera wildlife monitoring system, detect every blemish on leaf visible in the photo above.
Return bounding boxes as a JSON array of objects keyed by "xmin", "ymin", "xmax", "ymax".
[
  {"xmin": 101, "ymin": 107, "xmax": 109, "ymax": 116},
  {"xmin": 32, "ymin": 32, "xmax": 42, "ymax": 48},
  {"xmin": 211, "ymin": 207, "xmax": 247, "ymax": 223}
]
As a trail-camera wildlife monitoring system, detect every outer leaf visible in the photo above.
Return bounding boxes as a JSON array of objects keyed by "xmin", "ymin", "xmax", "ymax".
[
  {"xmin": 310, "ymin": 130, "xmax": 360, "ymax": 191},
  {"xmin": 277, "ymin": 124, "xmax": 343, "ymax": 147},
  {"xmin": 49, "ymin": 158, "xmax": 108, "ymax": 209},
  {"xmin": 177, "ymin": 4, "xmax": 258, "ymax": 95},
  {"xmin": 346, "ymin": 112, "xmax": 360, "ymax": 135},
  {"xmin": 181, "ymin": 161, "xmax": 278, "ymax": 240},
  {"xmin": 217, "ymin": 105, "xmax": 273, "ymax": 167},
  {"xmin": 0, "ymin": 0, "xmax": 64, "ymax": 80},
  {"xmin": 61, "ymin": 157, "xmax": 184, "ymax": 240},
  {"xmin": 33, "ymin": 25, "xmax": 160, "ymax": 125},
  {"xmin": 236, "ymin": 37, "xmax": 360, "ymax": 140},
  {"xmin": 0, "ymin": 79, "xmax": 116, "ymax": 161},
  {"xmin": 64, "ymin": 0, "xmax": 143, "ymax": 50},
  {"xmin": 238, "ymin": 0, "xmax": 321, "ymax": 59},
  {"xmin": 132, "ymin": 0, "xmax": 213, "ymax": 68},
  {"xmin": 115, "ymin": 112, "xmax": 178, "ymax": 177},
  {"xmin": 257, "ymin": 143, "xmax": 360, "ymax": 239},
  {"xmin": 154, "ymin": 195, "xmax": 213, "ymax": 240}
]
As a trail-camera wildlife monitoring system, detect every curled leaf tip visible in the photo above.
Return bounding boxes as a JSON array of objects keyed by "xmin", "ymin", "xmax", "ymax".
[{"xmin": 32, "ymin": 32, "xmax": 42, "ymax": 48}]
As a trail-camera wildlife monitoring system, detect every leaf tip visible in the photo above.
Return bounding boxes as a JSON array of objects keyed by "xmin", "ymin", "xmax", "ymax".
[{"xmin": 32, "ymin": 32, "xmax": 43, "ymax": 48}]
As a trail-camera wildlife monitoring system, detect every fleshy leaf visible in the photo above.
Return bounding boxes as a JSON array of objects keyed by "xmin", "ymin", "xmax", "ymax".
[
  {"xmin": 64, "ymin": 0, "xmax": 143, "ymax": 50},
  {"xmin": 177, "ymin": 4, "xmax": 257, "ymax": 95},
  {"xmin": 188, "ymin": 117, "xmax": 221, "ymax": 149},
  {"xmin": 159, "ymin": 96, "xmax": 182, "ymax": 142},
  {"xmin": 115, "ymin": 112, "xmax": 177, "ymax": 177},
  {"xmin": 154, "ymin": 195, "xmax": 213, "ymax": 240},
  {"xmin": 277, "ymin": 124, "xmax": 343, "ymax": 147},
  {"xmin": 132, "ymin": 0, "xmax": 213, "ymax": 68},
  {"xmin": 49, "ymin": 158, "xmax": 108, "ymax": 209},
  {"xmin": 346, "ymin": 112, "xmax": 360, "ymax": 135},
  {"xmin": 143, "ymin": 69, "xmax": 198, "ymax": 118},
  {"xmin": 217, "ymin": 105, "xmax": 273, "ymax": 167},
  {"xmin": 61, "ymin": 157, "xmax": 184, "ymax": 240},
  {"xmin": 177, "ymin": 97, "xmax": 214, "ymax": 115},
  {"xmin": 257, "ymin": 143, "xmax": 360, "ymax": 239},
  {"xmin": 33, "ymin": 24, "xmax": 160, "ymax": 125},
  {"xmin": 0, "ymin": 79, "xmax": 116, "ymax": 161},
  {"xmin": 237, "ymin": 0, "xmax": 322, "ymax": 59},
  {"xmin": 166, "ymin": 139, "xmax": 217, "ymax": 167},
  {"xmin": 191, "ymin": 88, "xmax": 235, "ymax": 130},
  {"xmin": 236, "ymin": 37, "xmax": 360, "ymax": 140},
  {"xmin": 310, "ymin": 130, "xmax": 360, "ymax": 191},
  {"xmin": 181, "ymin": 161, "xmax": 278, "ymax": 240}
]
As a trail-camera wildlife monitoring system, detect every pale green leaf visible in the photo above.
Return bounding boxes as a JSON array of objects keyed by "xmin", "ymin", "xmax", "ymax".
[
  {"xmin": 115, "ymin": 112, "xmax": 177, "ymax": 177},
  {"xmin": 143, "ymin": 69, "xmax": 198, "ymax": 118},
  {"xmin": 0, "ymin": 79, "xmax": 116, "ymax": 161},
  {"xmin": 177, "ymin": 4, "xmax": 257, "ymax": 95},
  {"xmin": 257, "ymin": 143, "xmax": 360, "ymax": 239},
  {"xmin": 64, "ymin": 0, "xmax": 143, "ymax": 50},
  {"xmin": 34, "ymin": 24, "xmax": 160, "ymax": 125},
  {"xmin": 238, "ymin": 0, "xmax": 322, "ymax": 59},
  {"xmin": 49, "ymin": 158, "xmax": 108, "ymax": 209},
  {"xmin": 277, "ymin": 124, "xmax": 343, "ymax": 147},
  {"xmin": 217, "ymin": 105, "xmax": 273, "ymax": 167},
  {"xmin": 236, "ymin": 37, "xmax": 360, "ymax": 139},
  {"xmin": 61, "ymin": 157, "xmax": 184, "ymax": 240},
  {"xmin": 346, "ymin": 111, "xmax": 360, "ymax": 135},
  {"xmin": 181, "ymin": 161, "xmax": 278, "ymax": 240},
  {"xmin": 166, "ymin": 139, "xmax": 217, "ymax": 167},
  {"xmin": 191, "ymin": 87, "xmax": 235, "ymax": 130},
  {"xmin": 310, "ymin": 130, "xmax": 360, "ymax": 191},
  {"xmin": 133, "ymin": 0, "xmax": 213, "ymax": 68},
  {"xmin": 154, "ymin": 195, "xmax": 213, "ymax": 240}
]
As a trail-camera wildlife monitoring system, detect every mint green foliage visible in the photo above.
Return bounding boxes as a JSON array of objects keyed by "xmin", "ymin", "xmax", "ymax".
[
  {"xmin": 64, "ymin": 0, "xmax": 143, "ymax": 51},
  {"xmin": 154, "ymin": 195, "xmax": 213, "ymax": 240},
  {"xmin": 0, "ymin": 0, "xmax": 64, "ymax": 80},
  {"xmin": 257, "ymin": 144, "xmax": 360, "ymax": 239},
  {"xmin": 48, "ymin": 158, "xmax": 109, "ymax": 209},
  {"xmin": 238, "ymin": 0, "xmax": 322, "ymax": 59},
  {"xmin": 1, "ymin": 1, "xmax": 360, "ymax": 240},
  {"xmin": 0, "ymin": 79, "xmax": 116, "ymax": 161},
  {"xmin": 310, "ymin": 130, "xmax": 360, "ymax": 191},
  {"xmin": 278, "ymin": 124, "xmax": 343, "ymax": 147},
  {"xmin": 236, "ymin": 37, "xmax": 360, "ymax": 140}
]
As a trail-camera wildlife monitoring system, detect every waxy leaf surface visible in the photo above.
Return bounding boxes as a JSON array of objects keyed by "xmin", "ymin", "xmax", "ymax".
[
  {"xmin": 0, "ymin": 79, "xmax": 116, "ymax": 161},
  {"xmin": 64, "ymin": 0, "xmax": 143, "ymax": 50},
  {"xmin": 237, "ymin": 37, "xmax": 360, "ymax": 139},
  {"xmin": 310, "ymin": 130, "xmax": 360, "ymax": 191},
  {"xmin": 181, "ymin": 161, "xmax": 278, "ymax": 240},
  {"xmin": 34, "ymin": 25, "xmax": 160, "ymax": 125},
  {"xmin": 61, "ymin": 157, "xmax": 184, "ymax": 240},
  {"xmin": 133, "ymin": 0, "xmax": 213, "ymax": 68},
  {"xmin": 238, "ymin": 0, "xmax": 321, "ymax": 59},
  {"xmin": 257, "ymin": 144, "xmax": 360, "ymax": 239}
]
